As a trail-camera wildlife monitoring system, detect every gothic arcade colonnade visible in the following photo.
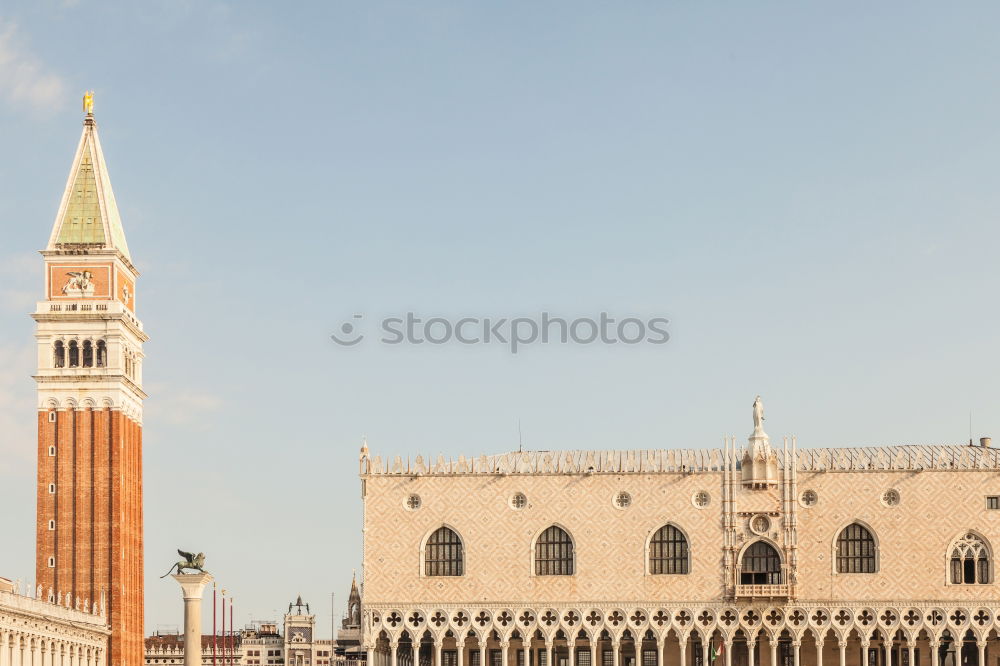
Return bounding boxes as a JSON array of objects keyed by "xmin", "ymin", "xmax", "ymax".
[{"xmin": 363, "ymin": 604, "xmax": 1000, "ymax": 666}]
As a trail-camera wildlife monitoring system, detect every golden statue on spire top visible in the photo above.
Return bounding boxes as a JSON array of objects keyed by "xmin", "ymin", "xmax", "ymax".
[{"xmin": 82, "ymin": 91, "xmax": 94, "ymax": 115}]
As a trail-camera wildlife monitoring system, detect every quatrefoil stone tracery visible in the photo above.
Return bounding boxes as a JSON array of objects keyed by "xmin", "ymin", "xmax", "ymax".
[{"xmin": 370, "ymin": 604, "xmax": 1000, "ymax": 651}]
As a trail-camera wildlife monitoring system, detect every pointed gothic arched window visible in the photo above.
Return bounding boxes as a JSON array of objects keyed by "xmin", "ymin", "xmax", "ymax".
[
  {"xmin": 950, "ymin": 533, "xmax": 991, "ymax": 584},
  {"xmin": 649, "ymin": 524, "xmax": 689, "ymax": 574},
  {"xmin": 424, "ymin": 526, "xmax": 463, "ymax": 576},
  {"xmin": 535, "ymin": 525, "xmax": 574, "ymax": 575},
  {"xmin": 53, "ymin": 341, "xmax": 65, "ymax": 368},
  {"xmin": 740, "ymin": 541, "xmax": 782, "ymax": 584},
  {"xmin": 836, "ymin": 522, "xmax": 877, "ymax": 573}
]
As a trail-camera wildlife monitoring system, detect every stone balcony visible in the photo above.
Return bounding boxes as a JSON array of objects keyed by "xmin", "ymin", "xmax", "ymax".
[
  {"xmin": 734, "ymin": 583, "xmax": 790, "ymax": 598},
  {"xmin": 35, "ymin": 300, "xmax": 144, "ymax": 330}
]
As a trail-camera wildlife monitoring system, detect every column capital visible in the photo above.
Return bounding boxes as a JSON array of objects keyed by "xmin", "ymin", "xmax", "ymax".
[{"xmin": 171, "ymin": 572, "xmax": 214, "ymax": 600}]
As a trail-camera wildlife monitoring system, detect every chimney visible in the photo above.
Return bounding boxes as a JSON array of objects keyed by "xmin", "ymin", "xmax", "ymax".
[{"xmin": 980, "ymin": 437, "xmax": 991, "ymax": 448}]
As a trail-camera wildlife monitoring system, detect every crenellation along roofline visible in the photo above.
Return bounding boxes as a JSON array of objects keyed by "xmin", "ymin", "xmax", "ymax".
[{"xmin": 360, "ymin": 444, "xmax": 1000, "ymax": 477}]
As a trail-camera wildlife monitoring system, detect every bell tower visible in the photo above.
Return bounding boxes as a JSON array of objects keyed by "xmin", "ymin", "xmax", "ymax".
[{"xmin": 33, "ymin": 97, "xmax": 146, "ymax": 666}]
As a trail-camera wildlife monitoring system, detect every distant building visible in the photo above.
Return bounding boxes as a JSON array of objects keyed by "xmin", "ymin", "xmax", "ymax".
[
  {"xmin": 145, "ymin": 631, "xmax": 244, "ymax": 666},
  {"xmin": 0, "ymin": 577, "xmax": 109, "ymax": 666},
  {"xmin": 336, "ymin": 576, "xmax": 364, "ymax": 660},
  {"xmin": 145, "ymin": 594, "xmax": 351, "ymax": 666},
  {"xmin": 287, "ymin": 596, "xmax": 320, "ymax": 666},
  {"xmin": 242, "ymin": 623, "xmax": 284, "ymax": 666}
]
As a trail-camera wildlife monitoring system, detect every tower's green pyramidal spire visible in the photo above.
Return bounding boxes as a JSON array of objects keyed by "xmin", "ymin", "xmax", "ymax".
[{"xmin": 47, "ymin": 109, "xmax": 131, "ymax": 262}]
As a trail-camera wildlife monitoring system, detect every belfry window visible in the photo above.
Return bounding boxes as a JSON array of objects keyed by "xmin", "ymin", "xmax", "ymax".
[
  {"xmin": 740, "ymin": 541, "xmax": 781, "ymax": 584},
  {"xmin": 836, "ymin": 523, "xmax": 877, "ymax": 573},
  {"xmin": 68, "ymin": 340, "xmax": 79, "ymax": 367},
  {"xmin": 950, "ymin": 533, "xmax": 991, "ymax": 584},
  {"xmin": 53, "ymin": 341, "xmax": 65, "ymax": 368},
  {"xmin": 649, "ymin": 524, "xmax": 689, "ymax": 574},
  {"xmin": 535, "ymin": 525, "xmax": 574, "ymax": 576},
  {"xmin": 82, "ymin": 340, "xmax": 93, "ymax": 368},
  {"xmin": 424, "ymin": 526, "xmax": 463, "ymax": 576}
]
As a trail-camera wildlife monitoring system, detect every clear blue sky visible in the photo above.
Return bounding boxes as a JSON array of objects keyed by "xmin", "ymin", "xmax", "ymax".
[{"xmin": 1, "ymin": 0, "xmax": 999, "ymax": 635}]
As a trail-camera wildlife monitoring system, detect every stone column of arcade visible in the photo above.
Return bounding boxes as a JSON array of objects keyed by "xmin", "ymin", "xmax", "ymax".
[{"xmin": 172, "ymin": 573, "xmax": 214, "ymax": 666}]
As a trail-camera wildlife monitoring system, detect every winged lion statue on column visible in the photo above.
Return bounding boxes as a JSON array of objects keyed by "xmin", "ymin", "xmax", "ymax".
[{"xmin": 160, "ymin": 549, "xmax": 207, "ymax": 577}]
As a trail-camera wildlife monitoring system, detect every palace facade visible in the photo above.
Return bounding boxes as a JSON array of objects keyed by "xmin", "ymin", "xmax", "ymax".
[{"xmin": 359, "ymin": 405, "xmax": 1000, "ymax": 666}]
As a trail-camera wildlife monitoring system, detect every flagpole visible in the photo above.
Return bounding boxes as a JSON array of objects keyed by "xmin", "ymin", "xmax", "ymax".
[{"xmin": 222, "ymin": 589, "xmax": 228, "ymax": 666}]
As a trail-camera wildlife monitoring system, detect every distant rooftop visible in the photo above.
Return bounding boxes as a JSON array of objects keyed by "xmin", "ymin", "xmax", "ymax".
[{"xmin": 145, "ymin": 634, "xmax": 243, "ymax": 651}]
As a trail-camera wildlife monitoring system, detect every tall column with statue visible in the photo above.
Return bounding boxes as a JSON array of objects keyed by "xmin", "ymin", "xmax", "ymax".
[{"xmin": 164, "ymin": 550, "xmax": 212, "ymax": 666}]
